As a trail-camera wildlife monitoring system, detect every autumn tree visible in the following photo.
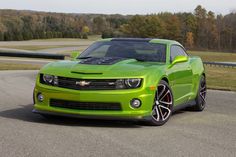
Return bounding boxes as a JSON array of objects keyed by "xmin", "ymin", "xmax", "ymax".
[
  {"xmin": 186, "ymin": 32, "xmax": 194, "ymax": 48},
  {"xmin": 120, "ymin": 15, "xmax": 166, "ymax": 38},
  {"xmin": 164, "ymin": 15, "xmax": 181, "ymax": 41},
  {"xmin": 194, "ymin": 5, "xmax": 208, "ymax": 48},
  {"xmin": 82, "ymin": 26, "xmax": 90, "ymax": 39},
  {"xmin": 206, "ymin": 11, "xmax": 218, "ymax": 49}
]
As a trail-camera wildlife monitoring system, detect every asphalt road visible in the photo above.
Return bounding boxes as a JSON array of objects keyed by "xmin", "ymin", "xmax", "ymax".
[{"xmin": 0, "ymin": 70, "xmax": 235, "ymax": 157}]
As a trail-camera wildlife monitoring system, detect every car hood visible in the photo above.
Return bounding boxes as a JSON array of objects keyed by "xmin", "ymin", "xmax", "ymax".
[{"xmin": 40, "ymin": 59, "xmax": 166, "ymax": 78}]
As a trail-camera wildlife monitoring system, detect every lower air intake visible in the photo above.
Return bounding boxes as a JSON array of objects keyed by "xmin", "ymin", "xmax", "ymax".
[{"xmin": 50, "ymin": 99, "xmax": 122, "ymax": 111}]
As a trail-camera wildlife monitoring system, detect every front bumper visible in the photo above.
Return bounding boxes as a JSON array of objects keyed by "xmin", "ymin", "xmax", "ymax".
[
  {"xmin": 32, "ymin": 109, "xmax": 152, "ymax": 121},
  {"xmin": 33, "ymin": 84, "xmax": 155, "ymax": 120}
]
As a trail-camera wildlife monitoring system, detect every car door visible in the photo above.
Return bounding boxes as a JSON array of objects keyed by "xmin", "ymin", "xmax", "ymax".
[{"xmin": 168, "ymin": 45, "xmax": 193, "ymax": 105}]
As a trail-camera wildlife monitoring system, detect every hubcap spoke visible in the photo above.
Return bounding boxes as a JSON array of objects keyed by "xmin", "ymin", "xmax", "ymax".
[
  {"xmin": 159, "ymin": 105, "xmax": 171, "ymax": 121},
  {"xmin": 200, "ymin": 86, "xmax": 206, "ymax": 92},
  {"xmin": 198, "ymin": 77, "xmax": 207, "ymax": 109},
  {"xmin": 200, "ymin": 83, "xmax": 206, "ymax": 103},
  {"xmin": 159, "ymin": 90, "xmax": 170, "ymax": 101},
  {"xmin": 159, "ymin": 100, "xmax": 172, "ymax": 105},
  {"xmin": 157, "ymin": 84, "xmax": 166, "ymax": 99},
  {"xmin": 200, "ymin": 90, "xmax": 206, "ymax": 94},
  {"xmin": 200, "ymin": 93, "xmax": 206, "ymax": 103},
  {"xmin": 152, "ymin": 105, "xmax": 160, "ymax": 121}
]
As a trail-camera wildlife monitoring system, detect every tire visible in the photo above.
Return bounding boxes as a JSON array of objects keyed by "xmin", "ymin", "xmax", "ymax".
[
  {"xmin": 191, "ymin": 75, "xmax": 207, "ymax": 111},
  {"xmin": 147, "ymin": 80, "xmax": 173, "ymax": 126}
]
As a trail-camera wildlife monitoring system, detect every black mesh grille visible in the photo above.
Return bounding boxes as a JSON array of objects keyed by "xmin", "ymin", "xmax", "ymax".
[
  {"xmin": 50, "ymin": 99, "xmax": 122, "ymax": 111},
  {"xmin": 57, "ymin": 77, "xmax": 117, "ymax": 90}
]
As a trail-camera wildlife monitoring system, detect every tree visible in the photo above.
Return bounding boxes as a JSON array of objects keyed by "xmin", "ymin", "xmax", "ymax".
[
  {"xmin": 82, "ymin": 26, "xmax": 90, "ymax": 34},
  {"xmin": 216, "ymin": 15, "xmax": 223, "ymax": 50},
  {"xmin": 186, "ymin": 32, "xmax": 194, "ymax": 48},
  {"xmin": 194, "ymin": 5, "xmax": 207, "ymax": 48},
  {"xmin": 93, "ymin": 16, "xmax": 106, "ymax": 34},
  {"xmin": 120, "ymin": 15, "xmax": 166, "ymax": 38},
  {"xmin": 164, "ymin": 15, "xmax": 181, "ymax": 41},
  {"xmin": 206, "ymin": 11, "xmax": 218, "ymax": 49}
]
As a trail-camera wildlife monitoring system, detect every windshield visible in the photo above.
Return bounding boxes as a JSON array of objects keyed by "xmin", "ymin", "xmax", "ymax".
[{"xmin": 79, "ymin": 41, "xmax": 166, "ymax": 62}]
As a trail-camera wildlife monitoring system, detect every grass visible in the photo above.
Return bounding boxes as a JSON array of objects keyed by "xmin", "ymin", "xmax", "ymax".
[
  {"xmin": 205, "ymin": 65, "xmax": 236, "ymax": 91},
  {"xmin": 0, "ymin": 63, "xmax": 42, "ymax": 70},
  {"xmin": 188, "ymin": 51, "xmax": 236, "ymax": 62}
]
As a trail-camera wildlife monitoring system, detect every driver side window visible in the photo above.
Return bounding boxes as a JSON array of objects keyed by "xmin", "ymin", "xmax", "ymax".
[{"xmin": 170, "ymin": 45, "xmax": 187, "ymax": 62}]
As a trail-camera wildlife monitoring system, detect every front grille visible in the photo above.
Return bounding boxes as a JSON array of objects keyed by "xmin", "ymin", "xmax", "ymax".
[
  {"xmin": 50, "ymin": 99, "xmax": 122, "ymax": 111},
  {"xmin": 57, "ymin": 77, "xmax": 117, "ymax": 90}
]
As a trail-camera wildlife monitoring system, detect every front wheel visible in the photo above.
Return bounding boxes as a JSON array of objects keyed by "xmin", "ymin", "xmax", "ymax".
[{"xmin": 147, "ymin": 80, "xmax": 173, "ymax": 126}]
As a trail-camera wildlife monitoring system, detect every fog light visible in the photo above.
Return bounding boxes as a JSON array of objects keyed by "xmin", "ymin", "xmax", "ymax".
[
  {"xmin": 37, "ymin": 93, "xmax": 44, "ymax": 102},
  {"xmin": 130, "ymin": 98, "xmax": 141, "ymax": 108}
]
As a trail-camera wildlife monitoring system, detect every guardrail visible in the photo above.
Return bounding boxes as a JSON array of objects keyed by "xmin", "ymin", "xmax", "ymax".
[
  {"xmin": 203, "ymin": 62, "xmax": 236, "ymax": 68},
  {"xmin": 0, "ymin": 52, "xmax": 65, "ymax": 60}
]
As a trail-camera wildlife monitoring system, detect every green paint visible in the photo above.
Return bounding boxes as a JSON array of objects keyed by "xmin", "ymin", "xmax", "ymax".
[{"xmin": 33, "ymin": 38, "xmax": 204, "ymax": 120}]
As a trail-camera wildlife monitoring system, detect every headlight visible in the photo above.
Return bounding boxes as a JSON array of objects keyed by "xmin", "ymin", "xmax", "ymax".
[
  {"xmin": 116, "ymin": 78, "xmax": 142, "ymax": 89},
  {"xmin": 41, "ymin": 74, "xmax": 58, "ymax": 85},
  {"xmin": 125, "ymin": 78, "xmax": 141, "ymax": 88},
  {"xmin": 43, "ymin": 74, "xmax": 54, "ymax": 84}
]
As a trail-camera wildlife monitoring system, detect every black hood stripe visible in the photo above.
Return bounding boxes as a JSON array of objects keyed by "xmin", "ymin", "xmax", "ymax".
[{"xmin": 79, "ymin": 57, "xmax": 127, "ymax": 65}]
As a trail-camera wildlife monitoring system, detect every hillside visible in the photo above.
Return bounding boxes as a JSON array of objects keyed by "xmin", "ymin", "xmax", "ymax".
[{"xmin": 0, "ymin": 6, "xmax": 236, "ymax": 52}]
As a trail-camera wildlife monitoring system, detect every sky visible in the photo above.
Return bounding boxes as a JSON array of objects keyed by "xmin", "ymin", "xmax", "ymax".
[{"xmin": 0, "ymin": 0, "xmax": 236, "ymax": 15}]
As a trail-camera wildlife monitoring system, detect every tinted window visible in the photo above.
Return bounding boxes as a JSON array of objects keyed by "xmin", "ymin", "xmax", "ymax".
[
  {"xmin": 170, "ymin": 45, "xmax": 187, "ymax": 61},
  {"xmin": 79, "ymin": 41, "xmax": 166, "ymax": 62}
]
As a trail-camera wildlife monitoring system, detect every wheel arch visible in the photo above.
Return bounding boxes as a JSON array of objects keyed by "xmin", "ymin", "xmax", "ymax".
[
  {"xmin": 160, "ymin": 77, "xmax": 169, "ymax": 84},
  {"xmin": 202, "ymin": 72, "xmax": 206, "ymax": 78},
  {"xmin": 192, "ymin": 72, "xmax": 206, "ymax": 99}
]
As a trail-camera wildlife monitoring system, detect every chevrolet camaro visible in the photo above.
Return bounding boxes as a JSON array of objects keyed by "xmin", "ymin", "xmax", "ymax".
[{"xmin": 33, "ymin": 38, "xmax": 206, "ymax": 126}]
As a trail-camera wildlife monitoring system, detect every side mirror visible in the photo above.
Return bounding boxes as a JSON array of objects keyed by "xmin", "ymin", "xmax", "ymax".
[
  {"xmin": 70, "ymin": 51, "xmax": 80, "ymax": 60},
  {"xmin": 171, "ymin": 56, "xmax": 188, "ymax": 66}
]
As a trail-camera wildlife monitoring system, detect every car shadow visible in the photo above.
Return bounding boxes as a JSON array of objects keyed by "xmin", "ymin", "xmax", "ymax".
[
  {"xmin": 171, "ymin": 110, "xmax": 188, "ymax": 117},
  {"xmin": 0, "ymin": 104, "xmax": 143, "ymax": 128}
]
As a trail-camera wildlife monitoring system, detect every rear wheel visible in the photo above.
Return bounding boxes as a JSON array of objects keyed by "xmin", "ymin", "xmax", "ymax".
[
  {"xmin": 148, "ymin": 80, "xmax": 173, "ymax": 126},
  {"xmin": 191, "ymin": 75, "xmax": 207, "ymax": 111}
]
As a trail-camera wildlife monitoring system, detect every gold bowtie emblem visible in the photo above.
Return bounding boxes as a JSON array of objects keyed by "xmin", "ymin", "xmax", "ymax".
[{"xmin": 76, "ymin": 81, "xmax": 91, "ymax": 86}]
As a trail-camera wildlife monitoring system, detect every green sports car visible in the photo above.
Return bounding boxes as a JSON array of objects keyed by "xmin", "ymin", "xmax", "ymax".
[{"xmin": 33, "ymin": 38, "xmax": 206, "ymax": 126}]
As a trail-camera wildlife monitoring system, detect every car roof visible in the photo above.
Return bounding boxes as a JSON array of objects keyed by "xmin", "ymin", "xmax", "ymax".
[{"xmin": 99, "ymin": 38, "xmax": 181, "ymax": 45}]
